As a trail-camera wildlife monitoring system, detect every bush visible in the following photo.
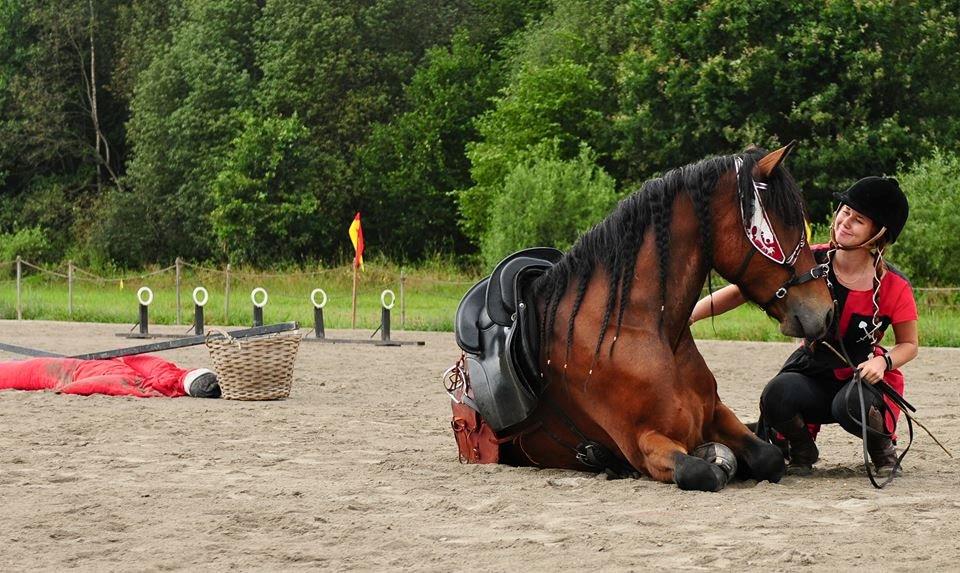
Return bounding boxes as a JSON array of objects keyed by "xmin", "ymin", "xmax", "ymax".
[
  {"xmin": 79, "ymin": 187, "xmax": 160, "ymax": 269},
  {"xmin": 891, "ymin": 151, "xmax": 960, "ymax": 286},
  {"xmin": 481, "ymin": 144, "xmax": 617, "ymax": 266},
  {"xmin": 210, "ymin": 113, "xmax": 324, "ymax": 266},
  {"xmin": 0, "ymin": 226, "xmax": 52, "ymax": 274}
]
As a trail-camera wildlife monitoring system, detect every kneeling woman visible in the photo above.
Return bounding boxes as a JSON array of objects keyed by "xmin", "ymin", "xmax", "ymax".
[{"xmin": 691, "ymin": 176, "xmax": 918, "ymax": 475}]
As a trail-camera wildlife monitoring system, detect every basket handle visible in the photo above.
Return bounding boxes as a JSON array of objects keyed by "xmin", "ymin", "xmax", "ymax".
[{"xmin": 205, "ymin": 328, "xmax": 243, "ymax": 350}]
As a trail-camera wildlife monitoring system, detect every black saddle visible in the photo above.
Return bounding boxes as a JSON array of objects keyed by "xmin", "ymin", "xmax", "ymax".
[{"xmin": 454, "ymin": 247, "xmax": 562, "ymax": 432}]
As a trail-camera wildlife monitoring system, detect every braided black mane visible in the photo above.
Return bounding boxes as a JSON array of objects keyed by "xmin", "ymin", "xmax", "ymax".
[{"xmin": 533, "ymin": 148, "xmax": 806, "ymax": 366}]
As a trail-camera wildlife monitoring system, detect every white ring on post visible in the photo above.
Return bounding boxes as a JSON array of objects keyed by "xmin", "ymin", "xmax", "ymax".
[
  {"xmin": 137, "ymin": 286, "xmax": 154, "ymax": 306},
  {"xmin": 192, "ymin": 286, "xmax": 209, "ymax": 307},
  {"xmin": 380, "ymin": 289, "xmax": 396, "ymax": 310},
  {"xmin": 310, "ymin": 288, "xmax": 328, "ymax": 309},
  {"xmin": 251, "ymin": 287, "xmax": 269, "ymax": 308}
]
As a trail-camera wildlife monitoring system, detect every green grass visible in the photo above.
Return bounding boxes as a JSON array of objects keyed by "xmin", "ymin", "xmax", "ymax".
[
  {"xmin": 690, "ymin": 303, "xmax": 958, "ymax": 347},
  {"xmin": 0, "ymin": 261, "xmax": 478, "ymax": 333},
  {"xmin": 2, "ymin": 263, "xmax": 957, "ymax": 346}
]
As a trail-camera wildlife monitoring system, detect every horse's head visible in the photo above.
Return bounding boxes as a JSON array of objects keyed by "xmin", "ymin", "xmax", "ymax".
[{"xmin": 713, "ymin": 143, "xmax": 833, "ymax": 339}]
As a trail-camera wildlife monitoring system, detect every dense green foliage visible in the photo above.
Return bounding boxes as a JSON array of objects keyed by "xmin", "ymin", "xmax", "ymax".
[
  {"xmin": 615, "ymin": 0, "xmax": 960, "ymax": 206},
  {"xmin": 2, "ymin": 0, "xmax": 959, "ymax": 287},
  {"xmin": 481, "ymin": 144, "xmax": 616, "ymax": 265},
  {"xmin": 891, "ymin": 151, "xmax": 960, "ymax": 286}
]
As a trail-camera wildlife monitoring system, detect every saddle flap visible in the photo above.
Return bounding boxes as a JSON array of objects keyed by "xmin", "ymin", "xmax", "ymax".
[
  {"xmin": 467, "ymin": 337, "xmax": 538, "ymax": 432},
  {"xmin": 485, "ymin": 247, "xmax": 562, "ymax": 326},
  {"xmin": 455, "ymin": 277, "xmax": 490, "ymax": 354},
  {"xmin": 504, "ymin": 266, "xmax": 548, "ymax": 392}
]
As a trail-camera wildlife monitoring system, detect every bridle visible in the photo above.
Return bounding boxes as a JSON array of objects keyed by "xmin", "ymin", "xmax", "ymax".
[{"xmin": 729, "ymin": 157, "xmax": 830, "ymax": 310}]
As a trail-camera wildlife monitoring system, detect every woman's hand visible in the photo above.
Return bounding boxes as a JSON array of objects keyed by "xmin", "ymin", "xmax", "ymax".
[{"xmin": 856, "ymin": 355, "xmax": 887, "ymax": 384}]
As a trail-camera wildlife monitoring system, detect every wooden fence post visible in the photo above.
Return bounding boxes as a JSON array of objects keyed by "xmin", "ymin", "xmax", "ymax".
[
  {"xmin": 68, "ymin": 260, "xmax": 74, "ymax": 317},
  {"xmin": 400, "ymin": 268, "xmax": 406, "ymax": 330},
  {"xmin": 175, "ymin": 257, "xmax": 182, "ymax": 325},
  {"xmin": 16, "ymin": 256, "xmax": 22, "ymax": 320},
  {"xmin": 225, "ymin": 263, "xmax": 231, "ymax": 324}
]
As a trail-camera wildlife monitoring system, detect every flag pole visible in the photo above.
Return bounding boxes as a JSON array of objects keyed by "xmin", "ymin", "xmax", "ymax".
[
  {"xmin": 348, "ymin": 211, "xmax": 364, "ymax": 329},
  {"xmin": 351, "ymin": 261, "xmax": 358, "ymax": 329}
]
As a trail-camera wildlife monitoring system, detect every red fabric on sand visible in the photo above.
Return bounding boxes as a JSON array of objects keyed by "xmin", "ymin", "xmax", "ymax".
[{"xmin": 0, "ymin": 355, "xmax": 190, "ymax": 397}]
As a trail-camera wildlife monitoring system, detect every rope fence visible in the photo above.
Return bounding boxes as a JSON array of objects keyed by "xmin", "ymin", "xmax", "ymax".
[
  {"xmin": 4, "ymin": 257, "xmax": 960, "ymax": 328},
  {"xmin": 1, "ymin": 256, "xmax": 482, "ymax": 329}
]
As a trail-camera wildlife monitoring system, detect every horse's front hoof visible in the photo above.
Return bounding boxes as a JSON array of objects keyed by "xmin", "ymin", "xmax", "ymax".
[{"xmin": 673, "ymin": 453, "xmax": 728, "ymax": 492}]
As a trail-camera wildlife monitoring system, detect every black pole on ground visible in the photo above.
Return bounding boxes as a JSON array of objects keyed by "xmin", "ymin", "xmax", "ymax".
[
  {"xmin": 0, "ymin": 342, "xmax": 64, "ymax": 358},
  {"xmin": 1, "ymin": 322, "xmax": 300, "ymax": 360},
  {"xmin": 75, "ymin": 322, "xmax": 299, "ymax": 360}
]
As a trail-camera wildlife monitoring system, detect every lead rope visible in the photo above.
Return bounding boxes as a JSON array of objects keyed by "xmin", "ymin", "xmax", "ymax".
[
  {"xmin": 819, "ymin": 341, "xmax": 950, "ymax": 457},
  {"xmin": 822, "ymin": 340, "xmax": 907, "ymax": 489}
]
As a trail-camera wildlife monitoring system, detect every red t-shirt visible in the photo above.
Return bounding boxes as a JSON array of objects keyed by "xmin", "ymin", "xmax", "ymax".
[
  {"xmin": 811, "ymin": 244, "xmax": 918, "ymax": 432},
  {"xmin": 811, "ymin": 244, "xmax": 918, "ymax": 346}
]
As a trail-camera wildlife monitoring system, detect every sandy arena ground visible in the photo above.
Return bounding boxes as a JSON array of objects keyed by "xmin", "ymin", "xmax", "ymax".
[{"xmin": 1, "ymin": 319, "xmax": 959, "ymax": 571}]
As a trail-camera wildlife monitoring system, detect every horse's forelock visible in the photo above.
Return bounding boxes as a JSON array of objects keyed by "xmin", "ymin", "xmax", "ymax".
[{"xmin": 737, "ymin": 148, "xmax": 807, "ymax": 234}]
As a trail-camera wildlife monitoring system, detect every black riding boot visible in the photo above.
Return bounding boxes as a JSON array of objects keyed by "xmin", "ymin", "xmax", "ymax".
[
  {"xmin": 772, "ymin": 414, "xmax": 819, "ymax": 476},
  {"xmin": 866, "ymin": 406, "xmax": 899, "ymax": 476}
]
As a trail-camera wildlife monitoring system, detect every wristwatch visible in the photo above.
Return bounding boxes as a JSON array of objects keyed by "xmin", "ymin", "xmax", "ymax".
[{"xmin": 882, "ymin": 350, "xmax": 893, "ymax": 372}]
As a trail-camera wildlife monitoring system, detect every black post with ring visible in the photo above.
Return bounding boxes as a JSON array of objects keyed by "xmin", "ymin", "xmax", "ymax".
[
  {"xmin": 251, "ymin": 287, "xmax": 268, "ymax": 327},
  {"xmin": 116, "ymin": 287, "xmax": 187, "ymax": 339},
  {"xmin": 302, "ymin": 287, "xmax": 423, "ymax": 346},
  {"xmin": 192, "ymin": 286, "xmax": 208, "ymax": 335}
]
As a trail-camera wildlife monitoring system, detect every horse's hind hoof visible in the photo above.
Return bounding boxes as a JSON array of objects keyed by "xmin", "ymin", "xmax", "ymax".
[{"xmin": 673, "ymin": 453, "xmax": 728, "ymax": 492}]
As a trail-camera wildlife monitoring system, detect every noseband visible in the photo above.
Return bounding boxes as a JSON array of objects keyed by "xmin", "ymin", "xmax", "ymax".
[
  {"xmin": 730, "ymin": 157, "xmax": 830, "ymax": 310},
  {"xmin": 730, "ymin": 242, "xmax": 830, "ymax": 309}
]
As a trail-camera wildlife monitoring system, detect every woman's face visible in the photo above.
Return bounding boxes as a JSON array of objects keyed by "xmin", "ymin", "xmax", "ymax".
[{"xmin": 834, "ymin": 204, "xmax": 878, "ymax": 247}]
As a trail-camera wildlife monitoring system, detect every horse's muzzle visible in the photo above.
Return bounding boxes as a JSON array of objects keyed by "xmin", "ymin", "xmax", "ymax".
[{"xmin": 783, "ymin": 306, "xmax": 833, "ymax": 339}]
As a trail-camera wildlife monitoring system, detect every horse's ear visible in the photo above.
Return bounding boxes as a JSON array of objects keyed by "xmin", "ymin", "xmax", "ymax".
[{"xmin": 754, "ymin": 140, "xmax": 797, "ymax": 180}]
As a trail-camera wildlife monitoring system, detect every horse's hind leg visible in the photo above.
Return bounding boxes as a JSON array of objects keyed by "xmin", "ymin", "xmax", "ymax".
[
  {"xmin": 634, "ymin": 431, "xmax": 731, "ymax": 492},
  {"xmin": 707, "ymin": 402, "xmax": 785, "ymax": 483}
]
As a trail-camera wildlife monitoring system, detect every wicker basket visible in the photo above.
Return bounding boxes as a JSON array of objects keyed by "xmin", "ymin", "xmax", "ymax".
[{"xmin": 205, "ymin": 330, "xmax": 302, "ymax": 400}]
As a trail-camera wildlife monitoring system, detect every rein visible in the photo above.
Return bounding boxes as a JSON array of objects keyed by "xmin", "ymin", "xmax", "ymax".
[
  {"xmin": 821, "ymin": 340, "xmax": 911, "ymax": 489},
  {"xmin": 818, "ymin": 340, "xmax": 952, "ymax": 489}
]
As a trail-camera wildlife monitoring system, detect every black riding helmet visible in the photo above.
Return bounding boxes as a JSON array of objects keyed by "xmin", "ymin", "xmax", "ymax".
[{"xmin": 834, "ymin": 176, "xmax": 909, "ymax": 243}]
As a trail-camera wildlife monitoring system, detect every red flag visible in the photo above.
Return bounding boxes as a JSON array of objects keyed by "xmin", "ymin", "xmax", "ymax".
[{"xmin": 348, "ymin": 212, "xmax": 365, "ymax": 271}]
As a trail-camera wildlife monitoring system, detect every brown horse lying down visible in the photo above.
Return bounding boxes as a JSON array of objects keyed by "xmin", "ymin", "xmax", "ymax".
[{"xmin": 452, "ymin": 144, "xmax": 834, "ymax": 491}]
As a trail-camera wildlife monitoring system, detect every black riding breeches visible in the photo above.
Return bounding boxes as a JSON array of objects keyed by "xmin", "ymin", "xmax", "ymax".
[{"xmin": 760, "ymin": 371, "xmax": 888, "ymax": 439}]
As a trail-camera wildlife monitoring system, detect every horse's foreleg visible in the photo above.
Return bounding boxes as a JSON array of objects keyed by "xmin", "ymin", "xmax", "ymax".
[
  {"xmin": 706, "ymin": 402, "xmax": 785, "ymax": 483},
  {"xmin": 634, "ymin": 431, "xmax": 730, "ymax": 492}
]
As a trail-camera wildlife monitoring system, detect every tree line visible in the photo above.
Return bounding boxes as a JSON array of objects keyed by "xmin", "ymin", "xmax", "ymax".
[{"xmin": 2, "ymin": 0, "xmax": 959, "ymax": 283}]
